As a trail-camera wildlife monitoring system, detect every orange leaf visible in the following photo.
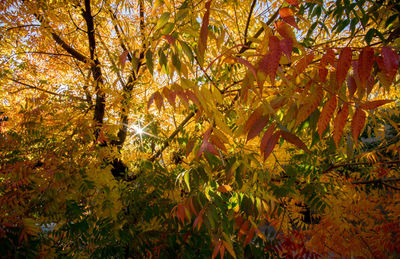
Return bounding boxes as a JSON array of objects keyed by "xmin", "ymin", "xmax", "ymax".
[
  {"xmin": 280, "ymin": 130, "xmax": 310, "ymax": 153},
  {"xmin": 317, "ymin": 95, "xmax": 337, "ymax": 138},
  {"xmin": 260, "ymin": 124, "xmax": 275, "ymax": 154},
  {"xmin": 336, "ymin": 47, "xmax": 352, "ymax": 89},
  {"xmin": 185, "ymin": 138, "xmax": 196, "ymax": 156},
  {"xmin": 198, "ymin": 0, "xmax": 212, "ymax": 65},
  {"xmin": 244, "ymin": 227, "xmax": 255, "ymax": 246},
  {"xmin": 360, "ymin": 100, "xmax": 394, "ymax": 110},
  {"xmin": 259, "ymin": 36, "xmax": 282, "ymax": 82},
  {"xmin": 263, "ymin": 132, "xmax": 281, "ymax": 160},
  {"xmin": 351, "ymin": 108, "xmax": 366, "ymax": 145},
  {"xmin": 319, "ymin": 48, "xmax": 335, "ymax": 82},
  {"xmin": 217, "ymin": 184, "xmax": 232, "ymax": 193},
  {"xmin": 358, "ymin": 47, "xmax": 375, "ymax": 88},
  {"xmin": 275, "ymin": 21, "xmax": 296, "ymax": 40},
  {"xmin": 212, "ymin": 240, "xmax": 222, "ymax": 259},
  {"xmin": 219, "ymin": 244, "xmax": 225, "ymax": 259},
  {"xmin": 333, "ymin": 103, "xmax": 349, "ymax": 147},
  {"xmin": 295, "ymin": 52, "xmax": 314, "ymax": 76},
  {"xmin": 279, "ymin": 7, "xmax": 298, "ymax": 28},
  {"xmin": 193, "ymin": 212, "xmax": 204, "ymax": 231},
  {"xmin": 296, "ymin": 86, "xmax": 323, "ymax": 126}
]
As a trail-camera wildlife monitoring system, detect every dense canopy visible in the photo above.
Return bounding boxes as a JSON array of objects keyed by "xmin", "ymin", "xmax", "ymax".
[{"xmin": 1, "ymin": 0, "xmax": 400, "ymax": 257}]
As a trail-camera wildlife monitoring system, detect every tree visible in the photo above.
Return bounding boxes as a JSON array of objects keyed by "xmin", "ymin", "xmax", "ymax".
[{"xmin": 0, "ymin": 0, "xmax": 399, "ymax": 257}]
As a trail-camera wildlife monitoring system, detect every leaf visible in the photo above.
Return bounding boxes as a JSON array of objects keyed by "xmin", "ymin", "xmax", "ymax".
[
  {"xmin": 244, "ymin": 227, "xmax": 255, "ymax": 246},
  {"xmin": 351, "ymin": 108, "xmax": 366, "ymax": 145},
  {"xmin": 360, "ymin": 100, "xmax": 394, "ymax": 110},
  {"xmin": 163, "ymin": 34, "xmax": 176, "ymax": 46},
  {"xmin": 243, "ymin": 107, "xmax": 262, "ymax": 133},
  {"xmin": 247, "ymin": 115, "xmax": 269, "ymax": 141},
  {"xmin": 155, "ymin": 12, "xmax": 171, "ymax": 30},
  {"xmin": 234, "ymin": 57, "xmax": 257, "ymax": 79},
  {"xmin": 279, "ymin": 7, "xmax": 298, "ymax": 28},
  {"xmin": 280, "ymin": 38, "xmax": 293, "ymax": 61},
  {"xmin": 347, "ymin": 76, "xmax": 357, "ymax": 98},
  {"xmin": 296, "ymin": 86, "xmax": 323, "ymax": 126},
  {"xmin": 217, "ymin": 184, "xmax": 232, "ymax": 193},
  {"xmin": 185, "ymin": 138, "xmax": 196, "ymax": 156},
  {"xmin": 162, "ymin": 87, "xmax": 176, "ymax": 107},
  {"xmin": 263, "ymin": 132, "xmax": 281, "ymax": 160},
  {"xmin": 146, "ymin": 50, "xmax": 154, "ymax": 75},
  {"xmin": 119, "ymin": 50, "xmax": 129, "ymax": 70},
  {"xmin": 295, "ymin": 52, "xmax": 314, "ymax": 76},
  {"xmin": 319, "ymin": 48, "xmax": 335, "ymax": 82},
  {"xmin": 154, "ymin": 91, "xmax": 164, "ymax": 111},
  {"xmin": 275, "ymin": 21, "xmax": 296, "ymax": 40},
  {"xmin": 382, "ymin": 47, "xmax": 399, "ymax": 80},
  {"xmin": 285, "ymin": 0, "xmax": 299, "ymax": 6},
  {"xmin": 280, "ymin": 130, "xmax": 310, "ymax": 152},
  {"xmin": 210, "ymin": 134, "xmax": 227, "ymax": 152},
  {"xmin": 259, "ymin": 36, "xmax": 281, "ymax": 82},
  {"xmin": 198, "ymin": 0, "xmax": 212, "ymax": 66},
  {"xmin": 212, "ymin": 241, "xmax": 222, "ymax": 259},
  {"xmin": 317, "ymin": 95, "xmax": 337, "ymax": 138},
  {"xmin": 333, "ymin": 103, "xmax": 349, "ymax": 147},
  {"xmin": 260, "ymin": 123, "xmax": 275, "ymax": 154},
  {"xmin": 358, "ymin": 47, "xmax": 375, "ymax": 88},
  {"xmin": 222, "ymin": 240, "xmax": 237, "ymax": 259},
  {"xmin": 336, "ymin": 47, "xmax": 352, "ymax": 89}
]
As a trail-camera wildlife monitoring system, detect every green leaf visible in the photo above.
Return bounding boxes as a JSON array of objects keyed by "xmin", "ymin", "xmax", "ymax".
[
  {"xmin": 155, "ymin": 12, "xmax": 170, "ymax": 30},
  {"xmin": 146, "ymin": 50, "xmax": 154, "ymax": 75},
  {"xmin": 172, "ymin": 53, "xmax": 181, "ymax": 74},
  {"xmin": 180, "ymin": 40, "xmax": 194, "ymax": 62},
  {"xmin": 161, "ymin": 23, "xmax": 175, "ymax": 35}
]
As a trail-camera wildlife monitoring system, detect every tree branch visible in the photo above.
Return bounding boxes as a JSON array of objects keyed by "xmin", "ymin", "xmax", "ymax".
[
  {"xmin": 150, "ymin": 111, "xmax": 196, "ymax": 162},
  {"xmin": 244, "ymin": 0, "xmax": 257, "ymax": 44}
]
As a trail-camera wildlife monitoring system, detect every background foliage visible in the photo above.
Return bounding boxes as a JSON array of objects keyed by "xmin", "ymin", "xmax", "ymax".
[{"xmin": 1, "ymin": 0, "xmax": 400, "ymax": 258}]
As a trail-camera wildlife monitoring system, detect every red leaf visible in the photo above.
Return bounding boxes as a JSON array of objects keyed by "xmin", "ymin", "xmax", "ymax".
[
  {"xmin": 244, "ymin": 227, "xmax": 255, "ymax": 246},
  {"xmin": 360, "ymin": 100, "xmax": 394, "ymax": 110},
  {"xmin": 185, "ymin": 138, "xmax": 196, "ymax": 156},
  {"xmin": 285, "ymin": 0, "xmax": 299, "ymax": 6},
  {"xmin": 333, "ymin": 103, "xmax": 349, "ymax": 147},
  {"xmin": 351, "ymin": 108, "xmax": 366, "ymax": 145},
  {"xmin": 154, "ymin": 91, "xmax": 164, "ymax": 110},
  {"xmin": 162, "ymin": 87, "xmax": 176, "ymax": 107},
  {"xmin": 358, "ymin": 47, "xmax": 375, "ymax": 88},
  {"xmin": 119, "ymin": 50, "xmax": 129, "ymax": 70},
  {"xmin": 260, "ymin": 124, "xmax": 275, "ymax": 154},
  {"xmin": 280, "ymin": 38, "xmax": 293, "ymax": 61},
  {"xmin": 280, "ymin": 130, "xmax": 310, "ymax": 152},
  {"xmin": 247, "ymin": 115, "xmax": 269, "ymax": 141},
  {"xmin": 198, "ymin": 0, "xmax": 212, "ymax": 65},
  {"xmin": 317, "ymin": 95, "xmax": 337, "ymax": 138},
  {"xmin": 263, "ymin": 132, "xmax": 281, "ymax": 160},
  {"xmin": 162, "ymin": 34, "xmax": 176, "ymax": 46},
  {"xmin": 210, "ymin": 134, "xmax": 227, "ymax": 152},
  {"xmin": 279, "ymin": 7, "xmax": 298, "ymax": 28},
  {"xmin": 382, "ymin": 46, "xmax": 399, "ymax": 84},
  {"xmin": 234, "ymin": 57, "xmax": 257, "ymax": 79},
  {"xmin": 347, "ymin": 76, "xmax": 357, "ymax": 98},
  {"xmin": 336, "ymin": 47, "xmax": 352, "ymax": 89},
  {"xmin": 243, "ymin": 107, "xmax": 262, "ymax": 133}
]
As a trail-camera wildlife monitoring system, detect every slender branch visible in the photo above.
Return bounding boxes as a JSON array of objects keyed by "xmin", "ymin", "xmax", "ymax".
[
  {"xmin": 238, "ymin": 7, "xmax": 280, "ymax": 54},
  {"xmin": 244, "ymin": 0, "xmax": 257, "ymax": 44},
  {"xmin": 150, "ymin": 111, "xmax": 196, "ymax": 162},
  {"xmin": 322, "ymin": 160, "xmax": 400, "ymax": 175},
  {"xmin": 353, "ymin": 177, "xmax": 400, "ymax": 185}
]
